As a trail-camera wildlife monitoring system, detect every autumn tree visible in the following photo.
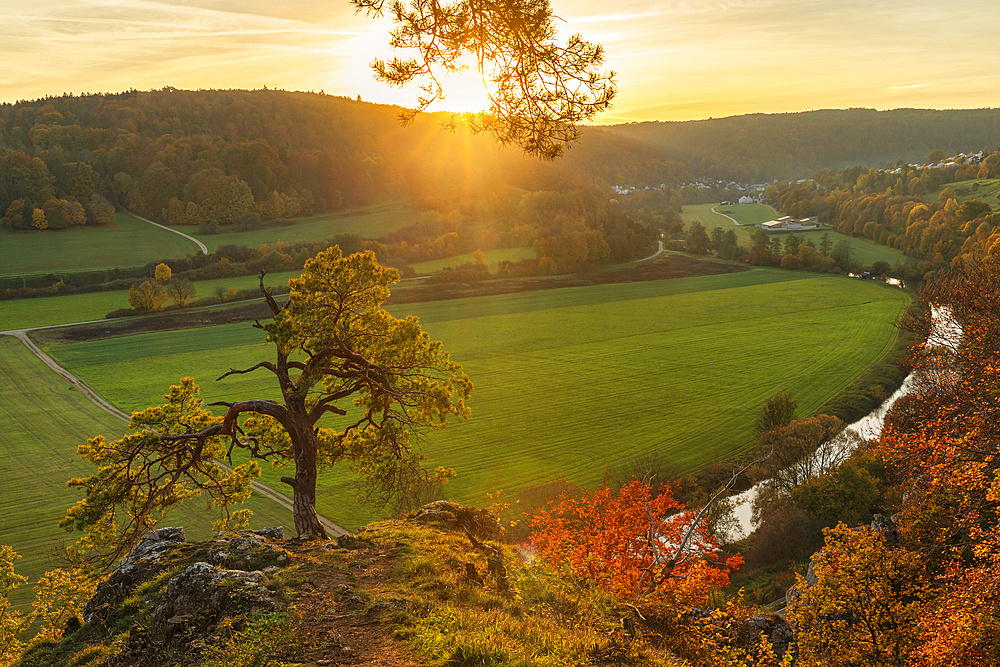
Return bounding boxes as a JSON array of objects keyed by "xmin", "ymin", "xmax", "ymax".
[
  {"xmin": 65, "ymin": 248, "xmax": 471, "ymax": 560},
  {"xmin": 956, "ymin": 198, "xmax": 991, "ymax": 221},
  {"xmin": 0, "ymin": 545, "xmax": 26, "ymax": 666},
  {"xmin": 790, "ymin": 523, "xmax": 923, "ymax": 667},
  {"xmin": 127, "ymin": 279, "xmax": 168, "ymax": 313},
  {"xmin": 874, "ymin": 234, "xmax": 1000, "ymax": 664},
  {"xmin": 85, "ymin": 193, "xmax": 115, "ymax": 225},
  {"xmin": 31, "ymin": 208, "xmax": 46, "ymax": 231},
  {"xmin": 352, "ymin": 0, "xmax": 616, "ymax": 159},
  {"xmin": 154, "ymin": 262, "xmax": 172, "ymax": 283},
  {"xmin": 0, "ymin": 545, "xmax": 96, "ymax": 665},
  {"xmin": 472, "ymin": 248, "xmax": 486, "ymax": 267},
  {"xmin": 529, "ymin": 478, "xmax": 742, "ymax": 606}
]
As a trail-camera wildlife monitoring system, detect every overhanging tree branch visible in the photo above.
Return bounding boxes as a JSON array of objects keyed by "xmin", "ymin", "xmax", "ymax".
[{"xmin": 352, "ymin": 0, "xmax": 616, "ymax": 159}]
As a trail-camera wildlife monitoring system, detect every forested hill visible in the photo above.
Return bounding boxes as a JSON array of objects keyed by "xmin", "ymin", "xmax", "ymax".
[
  {"xmin": 0, "ymin": 88, "xmax": 687, "ymax": 231},
  {"xmin": 601, "ymin": 108, "xmax": 1000, "ymax": 183},
  {"xmin": 6, "ymin": 89, "xmax": 1000, "ymax": 234}
]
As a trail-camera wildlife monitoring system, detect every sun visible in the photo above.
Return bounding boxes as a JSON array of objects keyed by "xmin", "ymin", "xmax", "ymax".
[{"xmin": 434, "ymin": 62, "xmax": 491, "ymax": 114}]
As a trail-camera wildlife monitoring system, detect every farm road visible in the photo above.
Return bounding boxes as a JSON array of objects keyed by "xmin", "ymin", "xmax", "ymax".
[
  {"xmin": 125, "ymin": 209, "xmax": 209, "ymax": 255},
  {"xmin": 634, "ymin": 240, "xmax": 666, "ymax": 262},
  {"xmin": 0, "ymin": 327, "xmax": 348, "ymax": 537},
  {"xmin": 711, "ymin": 206, "xmax": 741, "ymax": 225},
  {"xmin": 711, "ymin": 202, "xmax": 781, "ymax": 226}
]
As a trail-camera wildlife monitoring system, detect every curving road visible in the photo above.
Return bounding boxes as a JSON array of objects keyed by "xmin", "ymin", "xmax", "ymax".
[
  {"xmin": 710, "ymin": 202, "xmax": 781, "ymax": 226},
  {"xmin": 711, "ymin": 205, "xmax": 741, "ymax": 225},
  {"xmin": 634, "ymin": 240, "xmax": 666, "ymax": 262},
  {"xmin": 125, "ymin": 209, "xmax": 209, "ymax": 255},
  {"xmin": 0, "ymin": 326, "xmax": 348, "ymax": 537}
]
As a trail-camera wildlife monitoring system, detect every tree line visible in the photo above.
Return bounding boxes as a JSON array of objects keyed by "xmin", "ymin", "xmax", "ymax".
[{"xmin": 771, "ymin": 149, "xmax": 1000, "ymax": 281}]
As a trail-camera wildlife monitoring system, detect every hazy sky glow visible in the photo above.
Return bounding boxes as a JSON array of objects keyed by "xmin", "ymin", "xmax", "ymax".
[{"xmin": 3, "ymin": 0, "xmax": 999, "ymax": 122}]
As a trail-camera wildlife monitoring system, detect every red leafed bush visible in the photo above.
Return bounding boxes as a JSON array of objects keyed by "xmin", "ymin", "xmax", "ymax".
[{"xmin": 529, "ymin": 479, "xmax": 741, "ymax": 605}]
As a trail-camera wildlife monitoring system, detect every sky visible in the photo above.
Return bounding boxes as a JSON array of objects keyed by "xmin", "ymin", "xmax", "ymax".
[{"xmin": 2, "ymin": 0, "xmax": 1000, "ymax": 123}]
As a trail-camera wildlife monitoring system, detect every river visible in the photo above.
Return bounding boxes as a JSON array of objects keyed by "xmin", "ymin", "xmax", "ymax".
[{"xmin": 727, "ymin": 306, "xmax": 959, "ymax": 540}]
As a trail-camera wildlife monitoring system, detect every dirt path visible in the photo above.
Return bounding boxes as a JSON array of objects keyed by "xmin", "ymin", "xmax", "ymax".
[
  {"xmin": 711, "ymin": 205, "xmax": 741, "ymax": 225},
  {"xmin": 634, "ymin": 239, "xmax": 666, "ymax": 262},
  {"xmin": 711, "ymin": 203, "xmax": 781, "ymax": 226},
  {"xmin": 0, "ymin": 329, "xmax": 348, "ymax": 537},
  {"xmin": 124, "ymin": 209, "xmax": 209, "ymax": 255}
]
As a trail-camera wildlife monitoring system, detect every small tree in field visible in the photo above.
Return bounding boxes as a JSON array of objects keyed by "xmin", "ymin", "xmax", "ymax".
[
  {"xmin": 64, "ymin": 248, "xmax": 471, "ymax": 563},
  {"xmin": 754, "ymin": 390, "xmax": 797, "ymax": 437},
  {"xmin": 127, "ymin": 279, "xmax": 168, "ymax": 313},
  {"xmin": 165, "ymin": 278, "xmax": 196, "ymax": 307}
]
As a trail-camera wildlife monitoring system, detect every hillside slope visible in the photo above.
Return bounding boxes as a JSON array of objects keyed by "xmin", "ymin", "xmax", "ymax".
[{"xmin": 603, "ymin": 108, "xmax": 1000, "ymax": 182}]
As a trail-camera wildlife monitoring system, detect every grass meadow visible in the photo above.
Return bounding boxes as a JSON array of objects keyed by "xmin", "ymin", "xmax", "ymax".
[
  {"xmin": 0, "ymin": 212, "xmax": 196, "ymax": 278},
  {"xmin": 0, "ymin": 200, "xmax": 419, "ymax": 280},
  {"xmin": 0, "ymin": 335, "xmax": 294, "ymax": 607},
  {"xmin": 681, "ymin": 203, "xmax": 909, "ymax": 267},
  {"xmin": 43, "ymin": 268, "xmax": 911, "ymax": 530},
  {"xmin": 193, "ymin": 199, "xmax": 419, "ymax": 250},
  {"xmin": 925, "ymin": 177, "xmax": 1000, "ymax": 206},
  {"xmin": 409, "ymin": 246, "xmax": 537, "ymax": 275}
]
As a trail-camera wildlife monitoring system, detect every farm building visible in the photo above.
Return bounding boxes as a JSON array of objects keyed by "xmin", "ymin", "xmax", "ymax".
[{"xmin": 760, "ymin": 216, "xmax": 793, "ymax": 230}]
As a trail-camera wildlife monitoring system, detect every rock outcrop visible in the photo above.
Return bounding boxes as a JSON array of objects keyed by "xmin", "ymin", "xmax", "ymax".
[{"xmin": 81, "ymin": 526, "xmax": 291, "ymax": 666}]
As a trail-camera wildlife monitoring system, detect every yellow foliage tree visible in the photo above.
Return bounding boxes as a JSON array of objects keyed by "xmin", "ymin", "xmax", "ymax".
[
  {"xmin": 154, "ymin": 263, "xmax": 172, "ymax": 283},
  {"xmin": 30, "ymin": 208, "xmax": 46, "ymax": 231},
  {"xmin": 0, "ymin": 546, "xmax": 98, "ymax": 666},
  {"xmin": 128, "ymin": 279, "xmax": 168, "ymax": 313},
  {"xmin": 790, "ymin": 523, "xmax": 923, "ymax": 666},
  {"xmin": 0, "ymin": 546, "xmax": 27, "ymax": 667}
]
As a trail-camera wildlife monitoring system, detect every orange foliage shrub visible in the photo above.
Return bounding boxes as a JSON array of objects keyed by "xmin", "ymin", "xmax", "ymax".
[{"xmin": 529, "ymin": 479, "xmax": 741, "ymax": 605}]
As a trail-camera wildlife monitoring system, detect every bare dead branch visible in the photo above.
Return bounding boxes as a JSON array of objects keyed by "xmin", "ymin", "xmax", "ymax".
[{"xmin": 217, "ymin": 362, "xmax": 279, "ymax": 381}]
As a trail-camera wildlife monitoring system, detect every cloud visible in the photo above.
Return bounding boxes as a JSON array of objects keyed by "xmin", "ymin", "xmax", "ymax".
[
  {"xmin": 2, "ymin": 0, "xmax": 1000, "ymax": 118},
  {"xmin": 884, "ymin": 84, "xmax": 932, "ymax": 92}
]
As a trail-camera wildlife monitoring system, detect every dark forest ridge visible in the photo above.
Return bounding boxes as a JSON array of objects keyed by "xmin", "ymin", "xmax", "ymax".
[{"xmin": 601, "ymin": 107, "xmax": 1000, "ymax": 183}]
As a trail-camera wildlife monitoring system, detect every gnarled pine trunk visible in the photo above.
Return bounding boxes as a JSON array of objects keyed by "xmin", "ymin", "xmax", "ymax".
[{"xmin": 281, "ymin": 411, "xmax": 328, "ymax": 540}]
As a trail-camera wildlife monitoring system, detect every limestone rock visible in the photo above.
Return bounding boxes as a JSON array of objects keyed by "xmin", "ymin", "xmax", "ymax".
[
  {"xmin": 208, "ymin": 534, "xmax": 291, "ymax": 571},
  {"xmin": 83, "ymin": 527, "xmax": 189, "ymax": 624},
  {"xmin": 410, "ymin": 500, "xmax": 502, "ymax": 541}
]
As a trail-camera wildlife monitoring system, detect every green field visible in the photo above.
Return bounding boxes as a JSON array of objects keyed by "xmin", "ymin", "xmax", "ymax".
[
  {"xmin": 925, "ymin": 177, "xmax": 1000, "ymax": 206},
  {"xmin": 0, "ymin": 271, "xmax": 303, "ymax": 331},
  {"xmin": 0, "ymin": 335, "xmax": 295, "ymax": 607},
  {"xmin": 409, "ymin": 247, "xmax": 537, "ymax": 275},
  {"xmin": 0, "ymin": 200, "xmax": 419, "ymax": 280},
  {"xmin": 711, "ymin": 203, "xmax": 779, "ymax": 226},
  {"xmin": 43, "ymin": 268, "xmax": 910, "ymax": 530},
  {"xmin": 681, "ymin": 203, "xmax": 776, "ymax": 235},
  {"xmin": 193, "ymin": 200, "xmax": 419, "ymax": 250},
  {"xmin": 681, "ymin": 203, "xmax": 908, "ymax": 267},
  {"xmin": 0, "ymin": 212, "xmax": 197, "ymax": 279}
]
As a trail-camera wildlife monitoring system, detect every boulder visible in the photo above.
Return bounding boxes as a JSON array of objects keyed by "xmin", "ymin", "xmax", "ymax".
[{"xmin": 410, "ymin": 500, "xmax": 502, "ymax": 541}]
